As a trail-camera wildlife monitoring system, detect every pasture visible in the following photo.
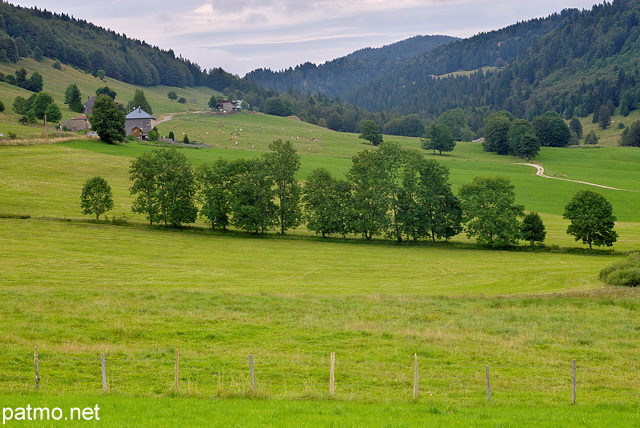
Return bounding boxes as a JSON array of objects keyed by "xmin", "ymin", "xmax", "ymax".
[
  {"xmin": 1, "ymin": 100, "xmax": 640, "ymax": 425},
  {"xmin": 0, "ymin": 58, "xmax": 220, "ymax": 138}
]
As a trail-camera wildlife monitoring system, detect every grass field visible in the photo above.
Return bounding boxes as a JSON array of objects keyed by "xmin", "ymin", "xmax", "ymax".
[
  {"xmin": 1, "ymin": 219, "xmax": 639, "ymax": 405},
  {"xmin": 2, "ymin": 63, "xmax": 640, "ymax": 425}
]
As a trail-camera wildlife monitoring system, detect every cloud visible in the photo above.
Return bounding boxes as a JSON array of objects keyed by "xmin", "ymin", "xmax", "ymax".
[{"xmin": 8, "ymin": 0, "xmax": 603, "ymax": 75}]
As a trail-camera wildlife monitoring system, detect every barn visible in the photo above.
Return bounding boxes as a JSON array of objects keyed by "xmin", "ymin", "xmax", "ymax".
[{"xmin": 60, "ymin": 114, "xmax": 90, "ymax": 132}]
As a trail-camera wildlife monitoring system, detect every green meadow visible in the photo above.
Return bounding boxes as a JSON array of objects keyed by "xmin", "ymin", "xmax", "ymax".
[
  {"xmin": 1, "ymin": 64, "xmax": 640, "ymax": 425},
  {"xmin": 0, "ymin": 58, "xmax": 220, "ymax": 138}
]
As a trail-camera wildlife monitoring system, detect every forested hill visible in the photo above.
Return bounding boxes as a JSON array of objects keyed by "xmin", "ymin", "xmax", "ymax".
[
  {"xmin": 0, "ymin": 2, "xmax": 245, "ymax": 91},
  {"xmin": 244, "ymin": 35, "xmax": 458, "ymax": 97},
  {"xmin": 347, "ymin": 0, "xmax": 640, "ymax": 121}
]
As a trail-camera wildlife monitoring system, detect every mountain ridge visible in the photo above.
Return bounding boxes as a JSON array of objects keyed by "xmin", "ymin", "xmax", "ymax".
[{"xmin": 245, "ymin": 35, "xmax": 458, "ymax": 97}]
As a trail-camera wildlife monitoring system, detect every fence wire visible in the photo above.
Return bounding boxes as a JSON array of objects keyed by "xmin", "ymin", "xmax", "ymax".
[{"xmin": 1, "ymin": 349, "xmax": 639, "ymax": 405}]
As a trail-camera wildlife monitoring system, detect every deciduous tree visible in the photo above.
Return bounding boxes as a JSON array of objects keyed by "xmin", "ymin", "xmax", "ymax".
[
  {"xmin": 196, "ymin": 159, "xmax": 235, "ymax": 230},
  {"xmin": 347, "ymin": 147, "xmax": 391, "ymax": 239},
  {"xmin": 458, "ymin": 176, "xmax": 525, "ymax": 247},
  {"xmin": 564, "ymin": 190, "xmax": 617, "ymax": 250},
  {"xmin": 532, "ymin": 111, "xmax": 571, "ymax": 147},
  {"xmin": 263, "ymin": 139, "xmax": 302, "ymax": 234},
  {"xmin": 80, "ymin": 176, "xmax": 113, "ymax": 220},
  {"xmin": 521, "ymin": 212, "xmax": 546, "ymax": 246},
  {"xmin": 507, "ymin": 119, "xmax": 540, "ymax": 159},
  {"xmin": 96, "ymin": 86, "xmax": 116, "ymax": 100},
  {"xmin": 89, "ymin": 94, "xmax": 125, "ymax": 144},
  {"xmin": 483, "ymin": 112, "xmax": 513, "ymax": 155},
  {"xmin": 303, "ymin": 168, "xmax": 353, "ymax": 238},
  {"xmin": 130, "ymin": 148, "xmax": 198, "ymax": 227},
  {"xmin": 422, "ymin": 123, "xmax": 456, "ymax": 155},
  {"xmin": 228, "ymin": 159, "xmax": 277, "ymax": 233},
  {"xmin": 397, "ymin": 153, "xmax": 462, "ymax": 242},
  {"xmin": 358, "ymin": 120, "xmax": 383, "ymax": 146}
]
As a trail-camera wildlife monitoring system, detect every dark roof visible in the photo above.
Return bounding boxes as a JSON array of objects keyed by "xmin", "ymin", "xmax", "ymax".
[
  {"xmin": 84, "ymin": 97, "xmax": 97, "ymax": 114},
  {"xmin": 126, "ymin": 107, "xmax": 155, "ymax": 120}
]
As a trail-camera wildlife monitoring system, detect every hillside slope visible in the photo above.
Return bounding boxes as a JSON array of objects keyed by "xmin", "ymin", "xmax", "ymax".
[
  {"xmin": 347, "ymin": 1, "xmax": 640, "ymax": 120},
  {"xmin": 245, "ymin": 35, "xmax": 458, "ymax": 97},
  {"xmin": 0, "ymin": 57, "xmax": 222, "ymax": 138}
]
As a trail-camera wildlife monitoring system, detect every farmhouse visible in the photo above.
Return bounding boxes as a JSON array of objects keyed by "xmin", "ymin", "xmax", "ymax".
[
  {"xmin": 59, "ymin": 114, "xmax": 90, "ymax": 132},
  {"xmin": 215, "ymin": 100, "xmax": 243, "ymax": 112},
  {"xmin": 84, "ymin": 96, "xmax": 97, "ymax": 115},
  {"xmin": 126, "ymin": 107, "xmax": 155, "ymax": 137},
  {"xmin": 216, "ymin": 100, "xmax": 233, "ymax": 112}
]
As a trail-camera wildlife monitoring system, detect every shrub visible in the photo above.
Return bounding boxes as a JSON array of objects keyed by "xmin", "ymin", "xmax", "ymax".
[
  {"xmin": 600, "ymin": 253, "xmax": 640, "ymax": 287},
  {"xmin": 605, "ymin": 268, "xmax": 640, "ymax": 287},
  {"xmin": 148, "ymin": 129, "xmax": 159, "ymax": 141}
]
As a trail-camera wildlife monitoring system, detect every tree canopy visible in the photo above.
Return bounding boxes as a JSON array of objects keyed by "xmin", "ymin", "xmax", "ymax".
[
  {"xmin": 89, "ymin": 94, "xmax": 125, "ymax": 144},
  {"xmin": 358, "ymin": 120, "xmax": 383, "ymax": 146},
  {"xmin": 130, "ymin": 148, "xmax": 197, "ymax": 227},
  {"xmin": 564, "ymin": 190, "xmax": 617, "ymax": 250},
  {"xmin": 130, "ymin": 89, "xmax": 152, "ymax": 115},
  {"xmin": 421, "ymin": 123, "xmax": 455, "ymax": 155},
  {"xmin": 532, "ymin": 111, "xmax": 571, "ymax": 147},
  {"xmin": 80, "ymin": 176, "xmax": 113, "ymax": 220},
  {"xmin": 458, "ymin": 176, "xmax": 524, "ymax": 247},
  {"xmin": 263, "ymin": 139, "xmax": 302, "ymax": 234}
]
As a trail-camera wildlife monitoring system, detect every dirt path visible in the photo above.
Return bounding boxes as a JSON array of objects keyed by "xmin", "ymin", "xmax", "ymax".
[
  {"xmin": 515, "ymin": 163, "xmax": 631, "ymax": 191},
  {"xmin": 153, "ymin": 114, "xmax": 174, "ymax": 126}
]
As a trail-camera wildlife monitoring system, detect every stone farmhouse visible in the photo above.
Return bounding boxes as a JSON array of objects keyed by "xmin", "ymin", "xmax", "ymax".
[
  {"xmin": 64, "ymin": 97, "xmax": 156, "ymax": 138},
  {"xmin": 125, "ymin": 107, "xmax": 155, "ymax": 137}
]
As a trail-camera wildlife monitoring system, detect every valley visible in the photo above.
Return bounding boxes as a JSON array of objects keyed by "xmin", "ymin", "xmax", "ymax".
[{"xmin": 0, "ymin": 1, "xmax": 639, "ymax": 426}]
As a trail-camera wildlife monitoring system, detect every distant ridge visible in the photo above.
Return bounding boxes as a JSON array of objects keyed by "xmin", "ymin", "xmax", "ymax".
[{"xmin": 245, "ymin": 35, "xmax": 459, "ymax": 97}]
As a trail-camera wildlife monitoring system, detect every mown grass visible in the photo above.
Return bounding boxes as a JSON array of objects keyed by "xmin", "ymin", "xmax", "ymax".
[
  {"xmin": 0, "ymin": 219, "xmax": 616, "ymax": 294},
  {"xmin": 1, "ymin": 219, "xmax": 639, "ymax": 407},
  {"xmin": 2, "ymin": 62, "xmax": 640, "ymax": 425}
]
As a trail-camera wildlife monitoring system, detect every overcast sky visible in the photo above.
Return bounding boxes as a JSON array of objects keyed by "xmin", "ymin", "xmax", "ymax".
[{"xmin": 9, "ymin": 1, "xmax": 603, "ymax": 76}]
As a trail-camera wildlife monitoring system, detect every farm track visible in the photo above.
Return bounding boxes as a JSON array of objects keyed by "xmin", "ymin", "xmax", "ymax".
[{"xmin": 515, "ymin": 162, "xmax": 634, "ymax": 191}]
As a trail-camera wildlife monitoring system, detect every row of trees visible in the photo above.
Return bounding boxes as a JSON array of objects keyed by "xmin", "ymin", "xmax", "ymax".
[
  {"xmin": 79, "ymin": 142, "xmax": 618, "ymax": 250},
  {"xmin": 12, "ymin": 91, "xmax": 61, "ymax": 124},
  {"xmin": 0, "ymin": 66, "xmax": 43, "ymax": 92}
]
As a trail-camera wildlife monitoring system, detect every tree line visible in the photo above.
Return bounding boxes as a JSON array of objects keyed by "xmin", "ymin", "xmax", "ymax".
[{"xmin": 80, "ymin": 142, "xmax": 618, "ymax": 250}]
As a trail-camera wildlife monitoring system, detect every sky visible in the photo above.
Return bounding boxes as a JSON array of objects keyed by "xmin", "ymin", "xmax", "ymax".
[{"xmin": 8, "ymin": 1, "xmax": 603, "ymax": 77}]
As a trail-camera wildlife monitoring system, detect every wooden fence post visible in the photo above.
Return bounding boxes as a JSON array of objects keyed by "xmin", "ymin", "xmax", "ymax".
[
  {"xmin": 34, "ymin": 346, "xmax": 40, "ymax": 391},
  {"xmin": 174, "ymin": 348, "xmax": 180, "ymax": 393},
  {"xmin": 413, "ymin": 354, "xmax": 419, "ymax": 400},
  {"xmin": 572, "ymin": 359, "xmax": 577, "ymax": 405},
  {"xmin": 248, "ymin": 354, "xmax": 255, "ymax": 392},
  {"xmin": 101, "ymin": 354, "xmax": 108, "ymax": 392},
  {"xmin": 329, "ymin": 352, "xmax": 336, "ymax": 398},
  {"xmin": 485, "ymin": 365, "xmax": 491, "ymax": 403}
]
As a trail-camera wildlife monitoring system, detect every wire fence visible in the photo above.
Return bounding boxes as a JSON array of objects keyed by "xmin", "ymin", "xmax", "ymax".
[{"xmin": 1, "ymin": 347, "xmax": 639, "ymax": 405}]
